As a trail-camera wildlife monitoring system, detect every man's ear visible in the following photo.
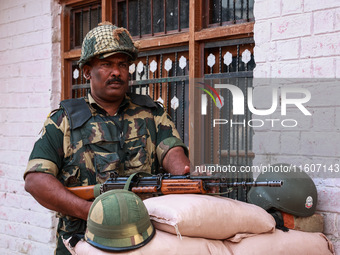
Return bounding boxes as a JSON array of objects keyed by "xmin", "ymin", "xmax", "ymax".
[{"xmin": 82, "ymin": 65, "xmax": 92, "ymax": 80}]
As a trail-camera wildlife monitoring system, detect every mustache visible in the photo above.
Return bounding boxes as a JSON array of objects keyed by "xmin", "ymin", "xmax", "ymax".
[{"xmin": 106, "ymin": 77, "xmax": 124, "ymax": 85}]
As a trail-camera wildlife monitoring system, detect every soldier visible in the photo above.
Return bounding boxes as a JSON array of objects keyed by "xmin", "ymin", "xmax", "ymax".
[{"xmin": 24, "ymin": 22, "xmax": 190, "ymax": 255}]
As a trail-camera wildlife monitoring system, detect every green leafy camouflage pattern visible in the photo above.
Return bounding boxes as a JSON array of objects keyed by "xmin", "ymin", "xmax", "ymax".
[
  {"xmin": 24, "ymin": 93, "xmax": 187, "ymax": 255},
  {"xmin": 78, "ymin": 22, "xmax": 139, "ymax": 68}
]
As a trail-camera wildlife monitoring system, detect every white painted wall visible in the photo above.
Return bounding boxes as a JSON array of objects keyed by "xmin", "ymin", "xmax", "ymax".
[
  {"xmin": 0, "ymin": 0, "xmax": 61, "ymax": 254},
  {"xmin": 253, "ymin": 0, "xmax": 340, "ymax": 253}
]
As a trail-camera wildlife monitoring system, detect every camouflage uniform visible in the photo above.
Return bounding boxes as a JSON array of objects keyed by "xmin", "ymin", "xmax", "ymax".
[{"xmin": 24, "ymin": 93, "xmax": 187, "ymax": 254}]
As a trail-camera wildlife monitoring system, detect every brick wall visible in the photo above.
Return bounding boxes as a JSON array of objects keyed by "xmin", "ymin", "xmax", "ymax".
[
  {"xmin": 253, "ymin": 0, "xmax": 340, "ymax": 253},
  {"xmin": 0, "ymin": 0, "xmax": 61, "ymax": 254}
]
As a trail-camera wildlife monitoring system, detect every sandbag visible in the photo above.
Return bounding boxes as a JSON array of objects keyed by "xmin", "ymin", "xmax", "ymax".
[
  {"xmin": 225, "ymin": 229, "xmax": 335, "ymax": 255},
  {"xmin": 143, "ymin": 194, "xmax": 275, "ymax": 240},
  {"xmin": 63, "ymin": 229, "xmax": 232, "ymax": 255}
]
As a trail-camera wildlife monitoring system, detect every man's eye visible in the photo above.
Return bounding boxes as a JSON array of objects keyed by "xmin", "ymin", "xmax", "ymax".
[
  {"xmin": 120, "ymin": 63, "xmax": 128, "ymax": 68},
  {"xmin": 102, "ymin": 63, "xmax": 111, "ymax": 67}
]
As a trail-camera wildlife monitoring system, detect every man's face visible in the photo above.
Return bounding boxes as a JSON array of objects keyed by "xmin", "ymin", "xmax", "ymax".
[{"xmin": 84, "ymin": 53, "xmax": 130, "ymax": 104}]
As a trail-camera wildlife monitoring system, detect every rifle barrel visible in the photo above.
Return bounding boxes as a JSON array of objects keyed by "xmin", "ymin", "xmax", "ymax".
[{"xmin": 205, "ymin": 180, "xmax": 283, "ymax": 188}]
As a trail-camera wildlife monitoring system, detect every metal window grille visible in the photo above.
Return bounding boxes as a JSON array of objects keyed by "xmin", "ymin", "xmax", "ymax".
[
  {"xmin": 201, "ymin": 38, "xmax": 255, "ymax": 200},
  {"xmin": 129, "ymin": 46, "xmax": 190, "ymax": 145},
  {"xmin": 70, "ymin": 2, "xmax": 102, "ymax": 49},
  {"xmin": 114, "ymin": 0, "xmax": 190, "ymax": 38},
  {"xmin": 208, "ymin": 0, "xmax": 254, "ymax": 26}
]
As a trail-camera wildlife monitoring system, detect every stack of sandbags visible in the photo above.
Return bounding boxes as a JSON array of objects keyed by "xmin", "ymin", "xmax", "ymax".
[
  {"xmin": 64, "ymin": 230, "xmax": 232, "ymax": 255},
  {"xmin": 225, "ymin": 229, "xmax": 334, "ymax": 254},
  {"xmin": 143, "ymin": 194, "xmax": 276, "ymax": 240},
  {"xmin": 64, "ymin": 194, "xmax": 335, "ymax": 255}
]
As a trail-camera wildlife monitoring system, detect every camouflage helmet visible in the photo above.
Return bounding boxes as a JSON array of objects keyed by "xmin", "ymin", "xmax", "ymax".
[
  {"xmin": 78, "ymin": 22, "xmax": 139, "ymax": 68},
  {"xmin": 85, "ymin": 189, "xmax": 155, "ymax": 251},
  {"xmin": 247, "ymin": 164, "xmax": 318, "ymax": 217}
]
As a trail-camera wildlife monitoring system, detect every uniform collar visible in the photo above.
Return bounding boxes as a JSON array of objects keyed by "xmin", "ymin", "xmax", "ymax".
[{"xmin": 87, "ymin": 93, "xmax": 131, "ymax": 115}]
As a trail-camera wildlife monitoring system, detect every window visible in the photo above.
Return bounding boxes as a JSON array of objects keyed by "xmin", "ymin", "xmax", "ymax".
[
  {"xmin": 114, "ymin": 0, "xmax": 189, "ymax": 37},
  {"xmin": 60, "ymin": 0, "xmax": 255, "ymax": 200}
]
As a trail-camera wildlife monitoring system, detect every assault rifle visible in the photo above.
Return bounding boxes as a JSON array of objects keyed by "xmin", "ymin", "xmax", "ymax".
[{"xmin": 68, "ymin": 172, "xmax": 283, "ymax": 200}]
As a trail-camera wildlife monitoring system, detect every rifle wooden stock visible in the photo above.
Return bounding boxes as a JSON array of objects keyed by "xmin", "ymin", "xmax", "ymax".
[
  {"xmin": 67, "ymin": 174, "xmax": 282, "ymax": 200},
  {"xmin": 68, "ymin": 185, "xmax": 95, "ymax": 200}
]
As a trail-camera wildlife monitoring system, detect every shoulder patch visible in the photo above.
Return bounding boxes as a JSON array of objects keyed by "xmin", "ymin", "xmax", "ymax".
[
  {"xmin": 60, "ymin": 98, "xmax": 92, "ymax": 130},
  {"xmin": 127, "ymin": 93, "xmax": 158, "ymax": 108}
]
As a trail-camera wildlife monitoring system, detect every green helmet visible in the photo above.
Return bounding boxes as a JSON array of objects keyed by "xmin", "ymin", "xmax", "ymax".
[
  {"xmin": 247, "ymin": 164, "xmax": 318, "ymax": 217},
  {"xmin": 85, "ymin": 189, "xmax": 155, "ymax": 251},
  {"xmin": 78, "ymin": 22, "xmax": 139, "ymax": 69}
]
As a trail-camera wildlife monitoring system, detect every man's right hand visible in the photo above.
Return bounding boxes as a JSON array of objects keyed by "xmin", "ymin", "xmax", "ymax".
[{"xmin": 24, "ymin": 172, "xmax": 92, "ymax": 220}]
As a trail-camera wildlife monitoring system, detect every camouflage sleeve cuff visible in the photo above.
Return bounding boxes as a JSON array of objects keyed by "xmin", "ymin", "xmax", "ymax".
[
  {"xmin": 156, "ymin": 137, "xmax": 189, "ymax": 167},
  {"xmin": 23, "ymin": 159, "xmax": 59, "ymax": 179}
]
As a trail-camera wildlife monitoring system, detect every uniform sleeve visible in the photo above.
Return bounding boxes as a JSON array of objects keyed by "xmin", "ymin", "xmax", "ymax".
[
  {"xmin": 23, "ymin": 110, "xmax": 67, "ymax": 179},
  {"xmin": 153, "ymin": 105, "xmax": 189, "ymax": 166}
]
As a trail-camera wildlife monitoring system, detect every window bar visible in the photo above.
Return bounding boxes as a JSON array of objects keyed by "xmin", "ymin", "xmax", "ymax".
[
  {"xmin": 236, "ymin": 79, "xmax": 242, "ymax": 200},
  {"xmin": 236, "ymin": 77, "xmax": 240, "ymax": 166},
  {"xmin": 236, "ymin": 45, "xmax": 240, "ymax": 72},
  {"xmin": 226, "ymin": 83, "xmax": 231, "ymax": 165},
  {"xmin": 227, "ymin": 87, "xmax": 235, "ymax": 199},
  {"xmin": 218, "ymin": 47, "xmax": 222, "ymax": 164},
  {"xmin": 241, "ymin": 81, "xmax": 245, "ymax": 164},
  {"xmin": 173, "ymin": 52, "xmax": 178, "ymax": 127},
  {"xmin": 219, "ymin": 0, "xmax": 222, "ymax": 26},
  {"xmin": 218, "ymin": 91, "xmax": 222, "ymax": 165},
  {"xmin": 160, "ymin": 54, "xmax": 163, "ymax": 99},
  {"xmin": 181, "ymin": 65, "xmax": 185, "ymax": 141},
  {"xmin": 80, "ymin": 69, "xmax": 83, "ymax": 85},
  {"xmin": 227, "ymin": 0, "xmax": 230, "ymax": 22},
  {"xmin": 140, "ymin": 63, "xmax": 143, "ymax": 94},
  {"xmin": 126, "ymin": 0, "xmax": 129, "ymax": 31},
  {"xmin": 151, "ymin": 0, "xmax": 154, "ymax": 36},
  {"xmin": 164, "ymin": 0, "xmax": 167, "ymax": 34},
  {"xmin": 146, "ymin": 56, "xmax": 149, "ymax": 95},
  {"xmin": 219, "ymin": 47, "xmax": 222, "ymax": 73},
  {"xmin": 244, "ymin": 66, "xmax": 249, "ymax": 167},
  {"xmin": 89, "ymin": 7, "xmax": 92, "ymax": 30},
  {"xmin": 233, "ymin": 0, "xmax": 236, "ymax": 24},
  {"xmin": 97, "ymin": 5, "xmax": 100, "ymax": 24},
  {"xmin": 178, "ymin": 0, "xmax": 181, "ymax": 32},
  {"xmin": 232, "ymin": 104, "xmax": 236, "ymax": 164},
  {"xmin": 246, "ymin": 0, "xmax": 249, "ymax": 21},
  {"xmin": 241, "ymin": 0, "xmax": 244, "ymax": 19},
  {"xmin": 138, "ymin": 0, "xmax": 141, "ymax": 38},
  {"xmin": 80, "ymin": 9, "xmax": 84, "ymax": 45},
  {"xmin": 80, "ymin": 68, "xmax": 83, "ymax": 97},
  {"xmin": 166, "ymin": 70, "xmax": 169, "ymax": 111},
  {"xmin": 210, "ymin": 94, "xmax": 214, "ymax": 164},
  {"xmin": 74, "ymin": 67, "xmax": 78, "ymax": 98},
  {"xmin": 152, "ymin": 70, "xmax": 155, "ymax": 99},
  {"xmin": 219, "ymin": 115, "xmax": 222, "ymax": 164}
]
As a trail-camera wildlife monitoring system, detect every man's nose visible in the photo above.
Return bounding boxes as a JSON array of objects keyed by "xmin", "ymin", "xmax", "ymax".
[{"xmin": 110, "ymin": 64, "xmax": 120, "ymax": 77}]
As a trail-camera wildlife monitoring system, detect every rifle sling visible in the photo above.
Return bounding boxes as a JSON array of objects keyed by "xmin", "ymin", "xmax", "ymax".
[{"xmin": 123, "ymin": 172, "xmax": 153, "ymax": 191}]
